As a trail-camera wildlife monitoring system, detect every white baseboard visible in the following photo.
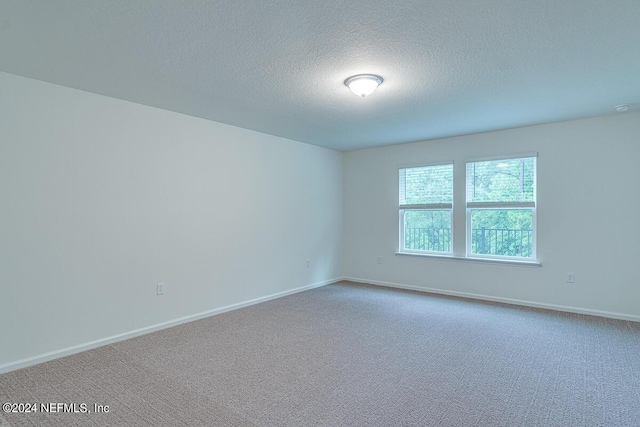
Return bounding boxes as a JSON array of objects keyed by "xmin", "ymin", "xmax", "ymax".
[
  {"xmin": 0, "ymin": 278, "xmax": 340, "ymax": 375},
  {"xmin": 343, "ymin": 277, "xmax": 640, "ymax": 323}
]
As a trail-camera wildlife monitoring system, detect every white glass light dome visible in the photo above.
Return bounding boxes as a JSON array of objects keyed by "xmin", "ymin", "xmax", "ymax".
[{"xmin": 344, "ymin": 74, "xmax": 383, "ymax": 97}]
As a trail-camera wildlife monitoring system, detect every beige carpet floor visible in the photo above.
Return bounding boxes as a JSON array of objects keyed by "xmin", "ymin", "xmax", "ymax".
[{"xmin": 1, "ymin": 281, "xmax": 640, "ymax": 426}]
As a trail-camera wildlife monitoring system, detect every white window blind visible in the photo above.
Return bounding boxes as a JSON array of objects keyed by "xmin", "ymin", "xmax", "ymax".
[
  {"xmin": 466, "ymin": 157, "xmax": 536, "ymax": 208},
  {"xmin": 399, "ymin": 164, "xmax": 453, "ymax": 209}
]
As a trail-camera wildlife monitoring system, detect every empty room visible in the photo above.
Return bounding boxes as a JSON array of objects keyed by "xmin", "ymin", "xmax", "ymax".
[{"xmin": 1, "ymin": 1, "xmax": 639, "ymax": 426}]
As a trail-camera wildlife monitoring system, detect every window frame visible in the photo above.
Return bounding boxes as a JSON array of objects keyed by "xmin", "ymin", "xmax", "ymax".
[
  {"xmin": 464, "ymin": 155, "xmax": 537, "ymax": 261},
  {"xmin": 398, "ymin": 162, "xmax": 454, "ymax": 255}
]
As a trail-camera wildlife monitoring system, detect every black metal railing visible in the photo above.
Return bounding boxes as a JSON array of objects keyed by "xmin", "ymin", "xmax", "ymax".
[
  {"xmin": 405, "ymin": 228, "xmax": 451, "ymax": 252},
  {"xmin": 472, "ymin": 227, "xmax": 532, "ymax": 257},
  {"xmin": 405, "ymin": 227, "xmax": 532, "ymax": 257}
]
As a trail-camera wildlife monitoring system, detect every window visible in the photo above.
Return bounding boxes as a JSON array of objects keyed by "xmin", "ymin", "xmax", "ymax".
[
  {"xmin": 399, "ymin": 164, "xmax": 453, "ymax": 254},
  {"xmin": 466, "ymin": 156, "xmax": 536, "ymax": 260}
]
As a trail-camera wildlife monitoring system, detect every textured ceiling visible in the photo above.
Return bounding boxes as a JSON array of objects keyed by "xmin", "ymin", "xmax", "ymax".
[{"xmin": 1, "ymin": 1, "xmax": 639, "ymax": 151}]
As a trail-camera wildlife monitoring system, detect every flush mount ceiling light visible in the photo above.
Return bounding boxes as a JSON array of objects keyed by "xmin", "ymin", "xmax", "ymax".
[
  {"xmin": 344, "ymin": 74, "xmax": 383, "ymax": 97},
  {"xmin": 614, "ymin": 104, "xmax": 632, "ymax": 112}
]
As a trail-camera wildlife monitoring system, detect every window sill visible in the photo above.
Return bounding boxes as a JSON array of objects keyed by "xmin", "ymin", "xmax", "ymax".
[{"xmin": 395, "ymin": 252, "xmax": 542, "ymax": 267}]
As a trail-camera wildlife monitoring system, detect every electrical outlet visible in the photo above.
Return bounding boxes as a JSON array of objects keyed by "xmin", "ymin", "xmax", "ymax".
[
  {"xmin": 566, "ymin": 273, "xmax": 575, "ymax": 283},
  {"xmin": 157, "ymin": 283, "xmax": 165, "ymax": 295},
  {"xmin": 306, "ymin": 259, "xmax": 310, "ymax": 268},
  {"xmin": 376, "ymin": 256, "xmax": 382, "ymax": 264}
]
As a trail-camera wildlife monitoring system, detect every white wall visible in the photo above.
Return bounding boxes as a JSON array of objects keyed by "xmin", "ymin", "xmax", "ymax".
[
  {"xmin": 344, "ymin": 112, "xmax": 640, "ymax": 319},
  {"xmin": 0, "ymin": 72, "xmax": 343, "ymax": 370}
]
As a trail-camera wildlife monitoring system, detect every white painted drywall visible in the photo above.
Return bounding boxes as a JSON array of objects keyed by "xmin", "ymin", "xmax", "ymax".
[
  {"xmin": 0, "ymin": 72, "xmax": 343, "ymax": 368},
  {"xmin": 343, "ymin": 112, "xmax": 640, "ymax": 319}
]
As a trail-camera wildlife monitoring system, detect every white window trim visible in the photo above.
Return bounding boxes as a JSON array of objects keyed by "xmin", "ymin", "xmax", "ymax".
[
  {"xmin": 397, "ymin": 154, "xmax": 540, "ymax": 264},
  {"xmin": 466, "ymin": 202, "xmax": 535, "ymax": 209},
  {"xmin": 399, "ymin": 203, "xmax": 452, "ymax": 210},
  {"xmin": 465, "ymin": 155, "xmax": 538, "ymax": 261},
  {"xmin": 394, "ymin": 251, "xmax": 542, "ymax": 267},
  {"xmin": 398, "ymin": 162, "xmax": 454, "ymax": 255},
  {"xmin": 463, "ymin": 152, "xmax": 538, "ymax": 163}
]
